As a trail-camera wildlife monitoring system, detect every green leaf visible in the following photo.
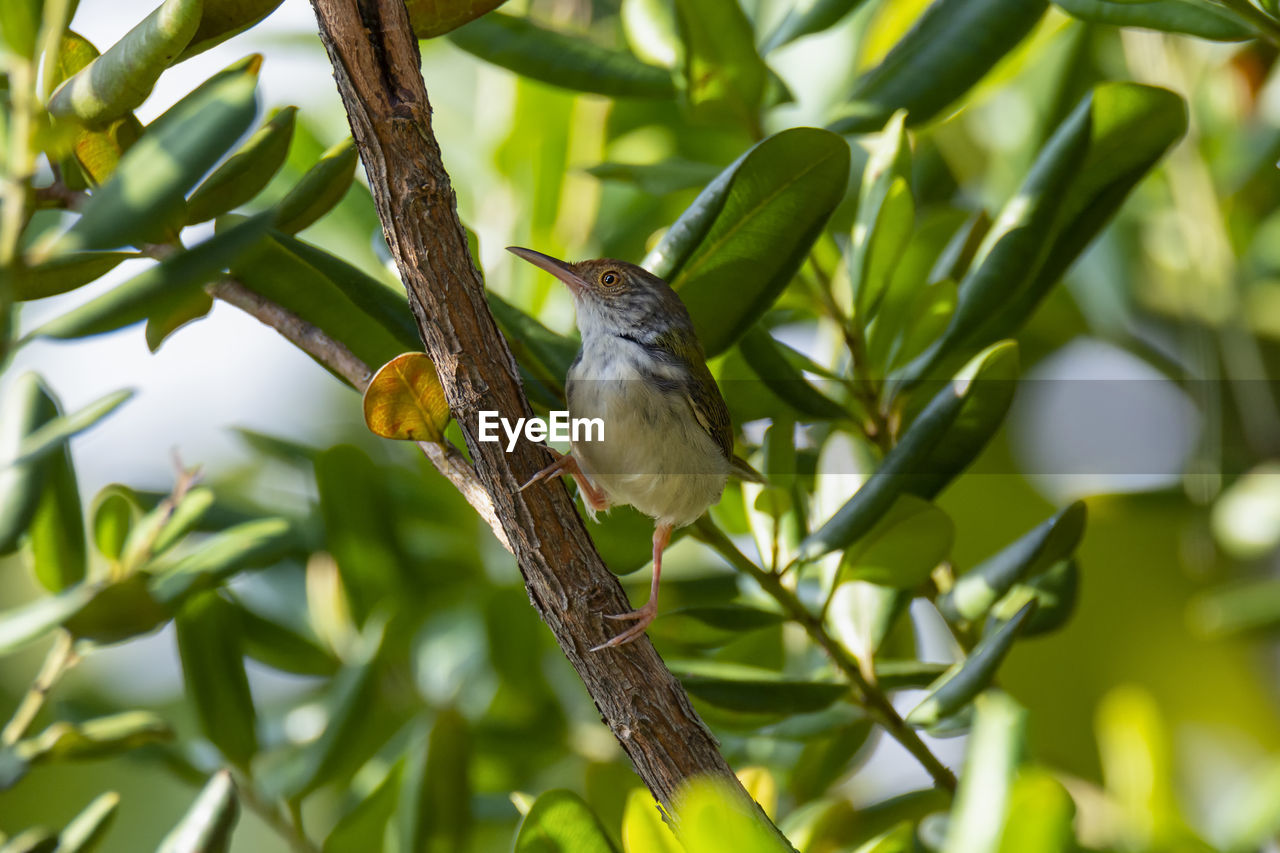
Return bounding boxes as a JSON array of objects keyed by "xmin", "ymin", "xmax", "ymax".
[
  {"xmin": 187, "ymin": 106, "xmax": 297, "ymax": 223},
  {"xmin": 26, "ymin": 384, "xmax": 88, "ymax": 592},
  {"xmin": 0, "ymin": 374, "xmax": 53, "ymax": 554},
  {"xmin": 56, "ymin": 792, "xmax": 121, "ymax": 853},
  {"xmin": 1189, "ymin": 576, "xmax": 1280, "ymax": 637},
  {"xmin": 12, "ymin": 252, "xmax": 137, "ymax": 301},
  {"xmin": 32, "ymin": 214, "xmax": 271, "ymax": 339},
  {"xmin": 873, "ymin": 659, "xmax": 950, "ymax": 690},
  {"xmin": 448, "ymin": 12, "xmax": 675, "ymax": 98},
  {"xmin": 829, "ymin": 580, "xmax": 911, "ymax": 665},
  {"xmin": 179, "ymin": 0, "xmax": 288, "ymax": 59},
  {"xmin": 0, "ymin": 827, "xmax": 57, "ymax": 852},
  {"xmin": 939, "ymin": 501, "xmax": 1086, "ymax": 622},
  {"xmin": 145, "ymin": 287, "xmax": 215, "ymax": 352},
  {"xmin": 398, "ymin": 710, "xmax": 471, "ymax": 853},
  {"xmin": 0, "ymin": 0, "xmax": 41, "ymax": 58},
  {"xmin": 840, "ymin": 494, "xmax": 954, "ymax": 588},
  {"xmin": 1052, "ymin": 0, "xmax": 1254, "ymax": 40},
  {"xmin": 585, "ymin": 159, "xmax": 722, "ymax": 195},
  {"xmin": 906, "ymin": 602, "xmax": 1034, "ymax": 727},
  {"xmin": 323, "ymin": 762, "xmax": 403, "ymax": 853},
  {"xmin": 943, "ymin": 692, "xmax": 1026, "ymax": 853},
  {"xmin": 176, "ymin": 592, "xmax": 258, "ymax": 767},
  {"xmin": 647, "ymin": 127, "xmax": 851, "ymax": 356},
  {"xmin": 47, "ymin": 0, "xmax": 204, "ymax": 127},
  {"xmin": 852, "ymin": 822, "xmax": 915, "ymax": 853},
  {"xmin": 233, "ymin": 599, "xmax": 338, "ymax": 676},
  {"xmin": 648, "ymin": 603, "xmax": 785, "ymax": 648},
  {"xmin": 0, "ymin": 587, "xmax": 97, "ymax": 655},
  {"xmin": 150, "ymin": 486, "xmax": 216, "ymax": 555},
  {"xmin": 673, "ymin": 0, "xmax": 769, "ymax": 130},
  {"xmin": 55, "ymin": 62, "xmax": 260, "ymax": 252},
  {"xmin": 406, "ymin": 0, "xmax": 506, "ymax": 37},
  {"xmin": 273, "ymin": 138, "xmax": 358, "ymax": 234},
  {"xmin": 157, "ymin": 770, "xmax": 239, "ymax": 853},
  {"xmin": 678, "ymin": 778, "xmax": 791, "ymax": 853},
  {"xmin": 848, "ymin": 111, "xmax": 912, "ymax": 319},
  {"xmin": 670, "ymin": 660, "xmax": 848, "ymax": 714},
  {"xmin": 789, "ymin": 719, "xmax": 874, "ymax": 804},
  {"xmin": 738, "ymin": 327, "xmax": 850, "ymax": 420},
  {"xmin": 487, "ymin": 291, "xmax": 578, "ymax": 401},
  {"xmin": 12, "ymin": 389, "xmax": 133, "ymax": 470},
  {"xmin": 778, "ymin": 797, "xmax": 857, "ymax": 852},
  {"xmin": 16, "ymin": 711, "xmax": 173, "ymax": 764},
  {"xmin": 761, "ymin": 0, "xmax": 870, "ymax": 53},
  {"xmin": 990, "ymin": 558, "xmax": 1078, "ymax": 637},
  {"xmin": 62, "ymin": 575, "xmax": 171, "ymax": 644},
  {"xmin": 800, "ymin": 341, "xmax": 1019, "ymax": 561},
  {"xmin": 830, "ymin": 0, "xmax": 1047, "ymax": 132},
  {"xmin": 148, "ymin": 517, "xmax": 295, "ymax": 607},
  {"xmin": 997, "ymin": 769, "xmax": 1075, "ymax": 853},
  {"xmin": 514, "ymin": 789, "xmax": 617, "ymax": 853}
]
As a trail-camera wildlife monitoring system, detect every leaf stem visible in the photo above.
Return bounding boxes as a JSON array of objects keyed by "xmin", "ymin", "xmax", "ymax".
[
  {"xmin": 692, "ymin": 518, "xmax": 957, "ymax": 792},
  {"xmin": 1216, "ymin": 0, "xmax": 1280, "ymax": 47},
  {"xmin": 1, "ymin": 630, "xmax": 79, "ymax": 747},
  {"xmin": 230, "ymin": 771, "xmax": 320, "ymax": 853}
]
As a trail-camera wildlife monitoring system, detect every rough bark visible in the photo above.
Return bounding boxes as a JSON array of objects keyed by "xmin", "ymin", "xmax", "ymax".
[{"xmin": 307, "ymin": 0, "xmax": 761, "ymax": 818}]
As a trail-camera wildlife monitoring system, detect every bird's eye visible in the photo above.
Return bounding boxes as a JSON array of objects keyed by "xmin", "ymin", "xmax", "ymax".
[{"xmin": 600, "ymin": 271, "xmax": 619, "ymax": 286}]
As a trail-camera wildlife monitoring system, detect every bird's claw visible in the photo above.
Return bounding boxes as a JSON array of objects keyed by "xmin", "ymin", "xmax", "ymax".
[{"xmin": 590, "ymin": 601, "xmax": 657, "ymax": 651}]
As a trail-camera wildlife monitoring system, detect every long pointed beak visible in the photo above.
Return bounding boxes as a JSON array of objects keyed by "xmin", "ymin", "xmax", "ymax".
[{"xmin": 506, "ymin": 246, "xmax": 588, "ymax": 296}]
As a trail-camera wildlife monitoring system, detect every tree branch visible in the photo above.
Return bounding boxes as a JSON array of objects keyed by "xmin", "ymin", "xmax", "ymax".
[{"xmin": 306, "ymin": 0, "xmax": 774, "ymax": 826}]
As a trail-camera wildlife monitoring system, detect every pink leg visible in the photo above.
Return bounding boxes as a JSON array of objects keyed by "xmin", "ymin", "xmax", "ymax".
[
  {"xmin": 591, "ymin": 522, "xmax": 673, "ymax": 651},
  {"xmin": 520, "ymin": 448, "xmax": 610, "ymax": 513}
]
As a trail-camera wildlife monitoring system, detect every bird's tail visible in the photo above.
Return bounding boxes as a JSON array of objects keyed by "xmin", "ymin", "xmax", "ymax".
[{"xmin": 729, "ymin": 455, "xmax": 767, "ymax": 484}]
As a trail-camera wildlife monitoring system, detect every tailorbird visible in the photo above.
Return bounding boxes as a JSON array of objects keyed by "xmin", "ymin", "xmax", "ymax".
[{"xmin": 507, "ymin": 246, "xmax": 759, "ymax": 651}]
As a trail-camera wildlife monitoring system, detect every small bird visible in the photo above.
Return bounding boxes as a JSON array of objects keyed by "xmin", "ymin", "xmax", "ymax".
[{"xmin": 507, "ymin": 246, "xmax": 756, "ymax": 651}]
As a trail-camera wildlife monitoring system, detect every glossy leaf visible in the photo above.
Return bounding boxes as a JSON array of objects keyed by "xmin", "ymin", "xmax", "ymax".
[
  {"xmin": 0, "ymin": 374, "xmax": 52, "ymax": 554},
  {"xmin": 738, "ymin": 327, "xmax": 850, "ymax": 420},
  {"xmin": 26, "ymin": 384, "xmax": 88, "ymax": 592},
  {"xmin": 179, "ymin": 0, "xmax": 287, "ymax": 59},
  {"xmin": 800, "ymin": 341, "xmax": 1019, "ymax": 560},
  {"xmin": 187, "ymin": 106, "xmax": 297, "ymax": 223},
  {"xmin": 273, "ymin": 138, "xmax": 358, "ymax": 234},
  {"xmin": 670, "ymin": 660, "xmax": 848, "ymax": 714},
  {"xmin": 12, "ymin": 252, "xmax": 136, "ymax": 301},
  {"xmin": 449, "ymin": 13, "xmax": 675, "ymax": 98},
  {"xmin": 622, "ymin": 788, "xmax": 682, "ymax": 853},
  {"xmin": 32, "ymin": 214, "xmax": 271, "ymax": 339},
  {"xmin": 57, "ymin": 792, "xmax": 121, "ymax": 853},
  {"xmin": 176, "ymin": 592, "xmax": 258, "ymax": 767},
  {"xmin": 514, "ymin": 789, "xmax": 617, "ymax": 853},
  {"xmin": 1053, "ymin": 0, "xmax": 1253, "ymax": 40},
  {"xmin": 939, "ymin": 501, "xmax": 1086, "ymax": 622},
  {"xmin": 761, "ymin": 0, "xmax": 870, "ymax": 53},
  {"xmin": 323, "ymin": 762, "xmax": 403, "ymax": 853},
  {"xmin": 362, "ymin": 353, "xmax": 450, "ymax": 442},
  {"xmin": 648, "ymin": 128, "xmax": 851, "ymax": 356},
  {"xmin": 674, "ymin": 0, "xmax": 768, "ymax": 129},
  {"xmin": 55, "ymin": 64, "xmax": 260, "ymax": 252},
  {"xmin": 990, "ymin": 558, "xmax": 1079, "ymax": 638},
  {"xmin": 840, "ymin": 494, "xmax": 954, "ymax": 588},
  {"xmin": 398, "ymin": 710, "xmax": 471, "ymax": 853},
  {"xmin": 47, "ymin": 0, "xmax": 203, "ymax": 128},
  {"xmin": 906, "ymin": 602, "xmax": 1034, "ymax": 727},
  {"xmin": 157, "ymin": 770, "xmax": 239, "ymax": 853},
  {"xmin": 943, "ymin": 692, "xmax": 1026, "ymax": 853},
  {"xmin": 830, "ymin": 0, "xmax": 1047, "ymax": 132}
]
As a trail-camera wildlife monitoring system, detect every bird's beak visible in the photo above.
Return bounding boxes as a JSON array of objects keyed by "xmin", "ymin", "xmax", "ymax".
[{"xmin": 506, "ymin": 246, "xmax": 588, "ymax": 296}]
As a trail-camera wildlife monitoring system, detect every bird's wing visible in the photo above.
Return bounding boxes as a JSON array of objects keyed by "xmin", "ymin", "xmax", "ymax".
[{"xmin": 683, "ymin": 357, "xmax": 734, "ymax": 463}]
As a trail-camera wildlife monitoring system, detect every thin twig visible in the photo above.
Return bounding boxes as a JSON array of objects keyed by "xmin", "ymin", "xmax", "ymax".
[
  {"xmin": 1, "ymin": 631, "xmax": 78, "ymax": 747},
  {"xmin": 231, "ymin": 771, "xmax": 320, "ymax": 853},
  {"xmin": 692, "ymin": 518, "xmax": 958, "ymax": 792}
]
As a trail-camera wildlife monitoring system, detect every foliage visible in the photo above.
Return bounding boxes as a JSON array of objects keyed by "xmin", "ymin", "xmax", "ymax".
[{"xmin": 2, "ymin": 0, "xmax": 1280, "ymax": 850}]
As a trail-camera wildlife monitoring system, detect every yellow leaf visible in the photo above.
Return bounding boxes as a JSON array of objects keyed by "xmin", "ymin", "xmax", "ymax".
[
  {"xmin": 362, "ymin": 352, "xmax": 450, "ymax": 442},
  {"xmin": 736, "ymin": 766, "xmax": 778, "ymax": 821}
]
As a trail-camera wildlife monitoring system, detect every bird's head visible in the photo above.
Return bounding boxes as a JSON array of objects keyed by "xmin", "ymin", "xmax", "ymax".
[{"xmin": 506, "ymin": 246, "xmax": 693, "ymax": 340}]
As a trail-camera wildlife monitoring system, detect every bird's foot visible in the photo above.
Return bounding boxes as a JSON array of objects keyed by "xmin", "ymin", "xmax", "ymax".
[
  {"xmin": 518, "ymin": 449, "xmax": 571, "ymax": 492},
  {"xmin": 590, "ymin": 600, "xmax": 658, "ymax": 651}
]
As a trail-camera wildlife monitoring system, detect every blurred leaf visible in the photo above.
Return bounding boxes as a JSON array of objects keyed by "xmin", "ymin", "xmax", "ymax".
[
  {"xmin": 449, "ymin": 13, "xmax": 675, "ymax": 98},
  {"xmin": 487, "ymin": 291, "xmax": 577, "ymax": 402},
  {"xmin": 673, "ymin": 0, "xmax": 768, "ymax": 130},
  {"xmin": 26, "ymin": 384, "xmax": 87, "ymax": 592},
  {"xmin": 939, "ymin": 501, "xmax": 1086, "ymax": 622},
  {"xmin": 943, "ymin": 692, "xmax": 1026, "ymax": 853},
  {"xmin": 233, "ymin": 599, "xmax": 338, "ymax": 676},
  {"xmin": 997, "ymin": 769, "xmax": 1074, "ymax": 853},
  {"xmin": 149, "ymin": 517, "xmax": 296, "ymax": 607},
  {"xmin": 845, "ymin": 789, "xmax": 950, "ymax": 849},
  {"xmin": 677, "ymin": 778, "xmax": 789, "ymax": 853},
  {"xmin": 12, "ymin": 252, "xmax": 136, "ymax": 301},
  {"xmin": 47, "ymin": 0, "xmax": 203, "ymax": 127},
  {"xmin": 849, "ymin": 111, "xmax": 912, "ymax": 319},
  {"xmin": 779, "ymin": 797, "xmax": 858, "ymax": 852},
  {"xmin": 13, "ymin": 389, "xmax": 133, "ymax": 470},
  {"xmin": 63, "ymin": 574, "xmax": 170, "ymax": 643},
  {"xmin": 1189, "ymin": 576, "xmax": 1280, "ymax": 637},
  {"xmin": 873, "ymin": 659, "xmax": 949, "ymax": 689},
  {"xmin": 56, "ymin": 791, "xmax": 120, "ymax": 853},
  {"xmin": 1210, "ymin": 461, "xmax": 1280, "ymax": 560},
  {"xmin": 274, "ymin": 138, "xmax": 358, "ymax": 234},
  {"xmin": 789, "ymin": 719, "xmax": 874, "ymax": 804},
  {"xmin": 761, "ymin": 0, "xmax": 869, "ymax": 53},
  {"xmin": 647, "ymin": 127, "xmax": 850, "ymax": 356},
  {"xmin": 829, "ymin": 580, "xmax": 911, "ymax": 664},
  {"xmin": 145, "ymin": 287, "xmax": 214, "ymax": 351},
  {"xmin": 800, "ymin": 341, "xmax": 1019, "ymax": 560},
  {"xmin": 74, "ymin": 115, "xmax": 145, "ymax": 186},
  {"xmin": 1221, "ymin": 756, "xmax": 1280, "ymax": 852},
  {"xmin": 586, "ymin": 159, "xmax": 722, "ymax": 196},
  {"xmin": 156, "ymin": 770, "xmax": 239, "ymax": 853},
  {"xmin": 0, "ymin": 374, "xmax": 53, "ymax": 554},
  {"xmin": 16, "ymin": 711, "xmax": 172, "ymax": 764},
  {"xmin": 514, "ymin": 789, "xmax": 617, "ymax": 853},
  {"xmin": 187, "ymin": 106, "xmax": 297, "ymax": 223},
  {"xmin": 989, "ymin": 558, "xmax": 1078, "ymax": 637},
  {"xmin": 738, "ymin": 327, "xmax": 850, "ymax": 420},
  {"xmin": 621, "ymin": 0, "xmax": 679, "ymax": 66},
  {"xmin": 737, "ymin": 766, "xmax": 778, "ymax": 820},
  {"xmin": 621, "ymin": 788, "xmax": 681, "ymax": 853},
  {"xmin": 90, "ymin": 488, "xmax": 136, "ymax": 561},
  {"xmin": 55, "ymin": 63, "xmax": 260, "ymax": 252},
  {"xmin": 398, "ymin": 710, "xmax": 471, "ymax": 853},
  {"xmin": 0, "ymin": 827, "xmax": 57, "ymax": 852},
  {"xmin": 1096, "ymin": 686, "xmax": 1183, "ymax": 849},
  {"xmin": 363, "ymin": 352, "xmax": 451, "ymax": 442},
  {"xmin": 324, "ymin": 761, "xmax": 402, "ymax": 853},
  {"xmin": 840, "ymin": 494, "xmax": 953, "ymax": 588},
  {"xmin": 1053, "ymin": 0, "xmax": 1254, "ymax": 40},
  {"xmin": 406, "ymin": 0, "xmax": 507, "ymax": 36},
  {"xmin": 176, "ymin": 592, "xmax": 258, "ymax": 767},
  {"xmin": 649, "ymin": 603, "xmax": 785, "ymax": 648},
  {"xmin": 830, "ymin": 0, "xmax": 1047, "ymax": 132},
  {"xmin": 0, "ymin": 0, "xmax": 40, "ymax": 57},
  {"xmin": 906, "ymin": 603, "xmax": 1034, "ymax": 727},
  {"xmin": 0, "ymin": 587, "xmax": 96, "ymax": 655},
  {"xmin": 179, "ymin": 0, "xmax": 288, "ymax": 59},
  {"xmin": 669, "ymin": 660, "xmax": 847, "ymax": 713}
]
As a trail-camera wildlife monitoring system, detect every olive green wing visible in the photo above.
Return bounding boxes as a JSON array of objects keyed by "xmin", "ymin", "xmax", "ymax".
[{"xmin": 683, "ymin": 357, "xmax": 734, "ymax": 463}]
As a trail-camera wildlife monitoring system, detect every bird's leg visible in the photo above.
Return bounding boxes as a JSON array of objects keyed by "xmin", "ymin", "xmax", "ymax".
[
  {"xmin": 591, "ymin": 522, "xmax": 673, "ymax": 651},
  {"xmin": 519, "ymin": 447, "xmax": 611, "ymax": 513}
]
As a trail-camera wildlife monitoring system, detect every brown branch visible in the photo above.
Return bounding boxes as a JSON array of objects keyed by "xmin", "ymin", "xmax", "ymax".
[{"xmin": 306, "ymin": 0, "xmax": 777, "ymax": 827}]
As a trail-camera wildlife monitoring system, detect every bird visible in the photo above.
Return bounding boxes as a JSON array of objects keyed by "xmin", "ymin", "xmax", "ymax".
[{"xmin": 507, "ymin": 246, "xmax": 758, "ymax": 651}]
